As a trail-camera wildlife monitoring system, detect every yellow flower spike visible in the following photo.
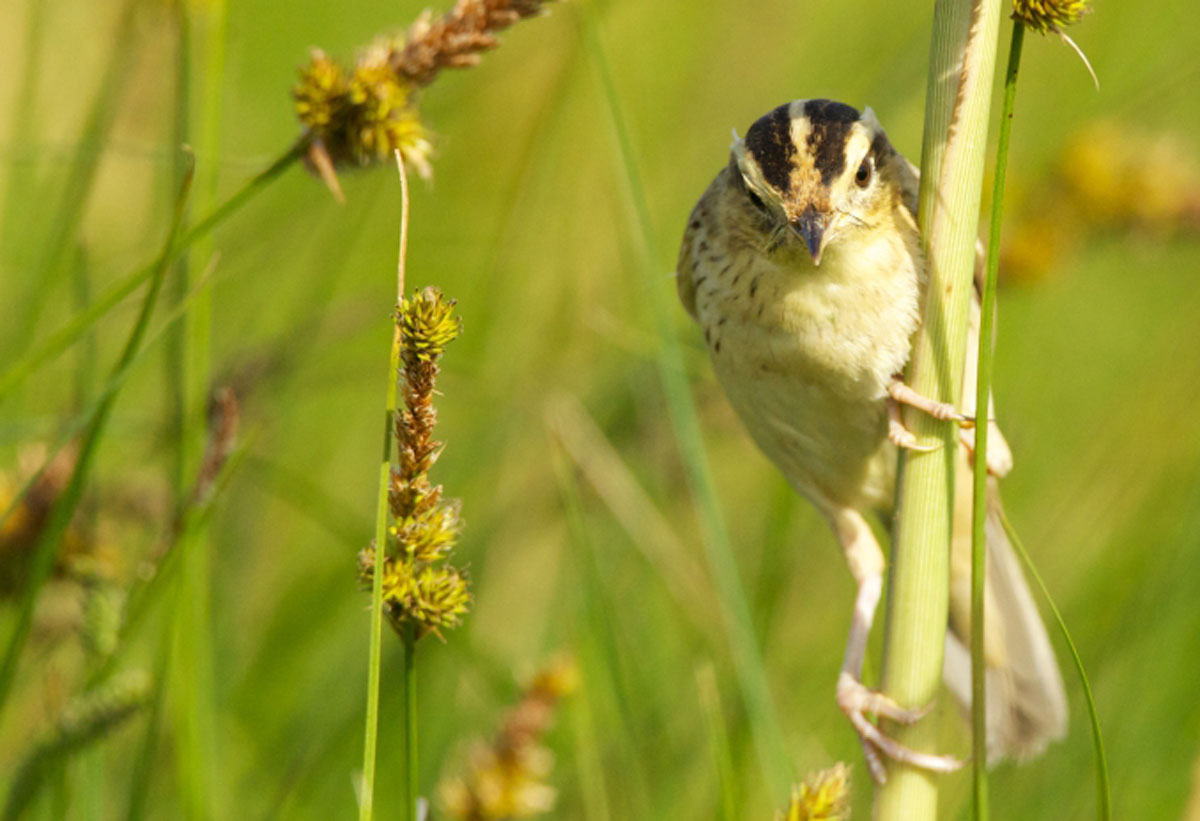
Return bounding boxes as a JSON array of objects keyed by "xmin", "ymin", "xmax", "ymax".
[
  {"xmin": 410, "ymin": 564, "xmax": 471, "ymax": 630},
  {"xmin": 1011, "ymin": 0, "xmax": 1089, "ymax": 33},
  {"xmin": 398, "ymin": 287, "xmax": 464, "ymax": 363},
  {"xmin": 776, "ymin": 763, "xmax": 850, "ymax": 821}
]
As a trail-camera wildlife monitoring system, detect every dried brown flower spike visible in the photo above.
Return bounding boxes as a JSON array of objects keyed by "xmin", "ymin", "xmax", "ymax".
[
  {"xmin": 438, "ymin": 657, "xmax": 578, "ymax": 820},
  {"xmin": 358, "ymin": 287, "xmax": 470, "ymax": 639},
  {"xmin": 292, "ymin": 0, "xmax": 554, "ymax": 192},
  {"xmin": 392, "ymin": 0, "xmax": 552, "ymax": 87}
]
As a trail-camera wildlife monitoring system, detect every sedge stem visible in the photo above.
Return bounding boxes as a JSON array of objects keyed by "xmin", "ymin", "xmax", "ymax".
[{"xmin": 972, "ymin": 20, "xmax": 1025, "ymax": 820}]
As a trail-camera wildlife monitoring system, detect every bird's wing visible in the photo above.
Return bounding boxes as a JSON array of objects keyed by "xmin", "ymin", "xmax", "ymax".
[
  {"xmin": 677, "ymin": 166, "xmax": 731, "ymax": 321},
  {"xmin": 899, "ymin": 156, "xmax": 1013, "ymax": 475},
  {"xmin": 676, "ymin": 214, "xmax": 701, "ymax": 320}
]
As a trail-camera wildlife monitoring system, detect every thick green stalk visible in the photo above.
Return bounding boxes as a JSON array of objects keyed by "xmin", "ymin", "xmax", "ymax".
[
  {"xmin": 876, "ymin": 0, "xmax": 1002, "ymax": 817},
  {"xmin": 170, "ymin": 1, "xmax": 227, "ymax": 816},
  {"xmin": 359, "ymin": 154, "xmax": 411, "ymax": 821},
  {"xmin": 0, "ymin": 157, "xmax": 194, "ymax": 721},
  {"xmin": 971, "ymin": 20, "xmax": 1026, "ymax": 820},
  {"xmin": 577, "ymin": 7, "xmax": 792, "ymax": 799}
]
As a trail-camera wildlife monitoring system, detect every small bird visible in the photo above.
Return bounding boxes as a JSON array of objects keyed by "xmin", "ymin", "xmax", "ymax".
[{"xmin": 676, "ymin": 99, "xmax": 1067, "ymax": 782}]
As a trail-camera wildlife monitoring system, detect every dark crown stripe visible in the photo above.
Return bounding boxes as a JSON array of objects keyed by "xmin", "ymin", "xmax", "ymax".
[
  {"xmin": 803, "ymin": 99, "xmax": 860, "ymax": 185},
  {"xmin": 743, "ymin": 103, "xmax": 795, "ymax": 194}
]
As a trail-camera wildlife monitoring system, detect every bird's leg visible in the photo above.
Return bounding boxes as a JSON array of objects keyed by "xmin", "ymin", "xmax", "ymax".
[{"xmin": 828, "ymin": 507, "xmax": 964, "ymax": 784}]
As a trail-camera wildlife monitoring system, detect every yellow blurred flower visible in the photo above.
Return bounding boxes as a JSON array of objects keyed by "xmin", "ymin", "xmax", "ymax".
[
  {"xmin": 776, "ymin": 763, "xmax": 850, "ymax": 821},
  {"xmin": 439, "ymin": 657, "xmax": 578, "ymax": 820}
]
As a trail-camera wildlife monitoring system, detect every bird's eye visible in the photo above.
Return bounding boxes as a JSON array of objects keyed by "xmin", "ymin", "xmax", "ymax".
[
  {"xmin": 747, "ymin": 190, "xmax": 768, "ymax": 212},
  {"xmin": 854, "ymin": 159, "xmax": 872, "ymax": 188}
]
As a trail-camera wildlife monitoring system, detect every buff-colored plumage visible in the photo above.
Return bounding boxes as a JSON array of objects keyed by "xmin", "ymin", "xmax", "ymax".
[{"xmin": 678, "ymin": 99, "xmax": 1066, "ymax": 779}]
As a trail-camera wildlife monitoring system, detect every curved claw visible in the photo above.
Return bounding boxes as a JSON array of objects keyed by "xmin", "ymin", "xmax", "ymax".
[
  {"xmin": 837, "ymin": 673, "xmax": 964, "ymax": 784},
  {"xmin": 888, "ymin": 419, "xmax": 940, "ymax": 452}
]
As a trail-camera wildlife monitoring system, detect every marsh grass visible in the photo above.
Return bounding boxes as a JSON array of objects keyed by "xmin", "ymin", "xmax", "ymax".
[{"xmin": 0, "ymin": 0, "xmax": 1196, "ymax": 818}]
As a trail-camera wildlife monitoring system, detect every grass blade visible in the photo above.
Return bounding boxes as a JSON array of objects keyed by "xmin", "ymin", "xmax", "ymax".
[
  {"xmin": 0, "ymin": 151, "xmax": 195, "ymax": 720},
  {"xmin": 0, "ymin": 141, "xmax": 304, "ymax": 400},
  {"xmin": 576, "ymin": 5, "xmax": 792, "ymax": 799},
  {"xmin": 998, "ymin": 510, "xmax": 1111, "ymax": 821}
]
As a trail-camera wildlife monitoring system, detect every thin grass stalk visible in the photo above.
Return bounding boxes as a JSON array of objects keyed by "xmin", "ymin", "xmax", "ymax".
[
  {"xmin": 576, "ymin": 6, "xmax": 792, "ymax": 799},
  {"xmin": 971, "ymin": 19, "xmax": 1026, "ymax": 820},
  {"xmin": 696, "ymin": 664, "xmax": 737, "ymax": 821},
  {"xmin": 0, "ymin": 140, "xmax": 306, "ymax": 401},
  {"xmin": 358, "ymin": 153, "xmax": 411, "ymax": 821},
  {"xmin": 997, "ymin": 512, "xmax": 1111, "ymax": 820},
  {"xmin": 8, "ymin": 0, "xmax": 141, "ymax": 353},
  {"xmin": 0, "ymin": 258, "xmax": 222, "ymax": 547},
  {"xmin": 876, "ymin": 0, "xmax": 1002, "ymax": 816},
  {"xmin": 0, "ymin": 154, "xmax": 195, "ymax": 721},
  {"xmin": 549, "ymin": 441, "xmax": 655, "ymax": 818},
  {"xmin": 403, "ymin": 622, "xmax": 418, "ymax": 821},
  {"xmin": 126, "ymin": 633, "xmax": 171, "ymax": 821}
]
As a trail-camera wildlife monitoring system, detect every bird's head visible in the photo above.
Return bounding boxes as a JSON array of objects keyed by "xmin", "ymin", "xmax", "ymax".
[{"xmin": 730, "ymin": 99, "xmax": 903, "ymax": 266}]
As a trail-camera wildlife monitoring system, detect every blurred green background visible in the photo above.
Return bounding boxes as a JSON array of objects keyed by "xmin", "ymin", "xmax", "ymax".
[{"xmin": 2, "ymin": 0, "xmax": 1199, "ymax": 818}]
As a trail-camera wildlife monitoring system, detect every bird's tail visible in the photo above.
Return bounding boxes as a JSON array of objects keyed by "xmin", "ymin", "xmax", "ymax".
[{"xmin": 943, "ymin": 477, "xmax": 1068, "ymax": 764}]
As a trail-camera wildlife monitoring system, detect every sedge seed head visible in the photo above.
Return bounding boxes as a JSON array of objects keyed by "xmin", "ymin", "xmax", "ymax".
[
  {"xmin": 399, "ymin": 287, "xmax": 464, "ymax": 363},
  {"xmin": 1012, "ymin": 0, "xmax": 1089, "ymax": 33},
  {"xmin": 294, "ymin": 50, "xmax": 349, "ymax": 131},
  {"xmin": 293, "ymin": 49, "xmax": 433, "ymax": 176}
]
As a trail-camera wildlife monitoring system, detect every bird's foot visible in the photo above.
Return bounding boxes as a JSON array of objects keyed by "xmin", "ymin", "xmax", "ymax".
[
  {"xmin": 836, "ymin": 672, "xmax": 964, "ymax": 784},
  {"xmin": 888, "ymin": 415, "xmax": 939, "ymax": 452},
  {"xmin": 887, "ymin": 379, "xmax": 974, "ymax": 428}
]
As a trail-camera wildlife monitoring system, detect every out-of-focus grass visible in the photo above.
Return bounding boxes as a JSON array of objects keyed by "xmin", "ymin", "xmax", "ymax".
[{"xmin": 1, "ymin": 0, "xmax": 1199, "ymax": 818}]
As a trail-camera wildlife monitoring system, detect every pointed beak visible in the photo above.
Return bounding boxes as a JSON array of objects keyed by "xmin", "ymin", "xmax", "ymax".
[{"xmin": 791, "ymin": 205, "xmax": 828, "ymax": 265}]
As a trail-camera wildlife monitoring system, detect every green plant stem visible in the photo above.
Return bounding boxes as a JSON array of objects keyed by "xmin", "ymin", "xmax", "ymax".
[
  {"xmin": 577, "ymin": 6, "xmax": 791, "ymax": 799},
  {"xmin": 0, "ymin": 154, "xmax": 195, "ymax": 723},
  {"xmin": 0, "ymin": 139, "xmax": 306, "ymax": 401},
  {"xmin": 165, "ymin": 0, "xmax": 193, "ymax": 492},
  {"xmin": 359, "ymin": 153, "xmax": 411, "ymax": 821},
  {"xmin": 403, "ymin": 623, "xmax": 419, "ymax": 821},
  {"xmin": 171, "ymin": 2, "xmax": 227, "ymax": 816},
  {"xmin": 876, "ymin": 0, "xmax": 1002, "ymax": 816},
  {"xmin": 971, "ymin": 19, "xmax": 1025, "ymax": 821}
]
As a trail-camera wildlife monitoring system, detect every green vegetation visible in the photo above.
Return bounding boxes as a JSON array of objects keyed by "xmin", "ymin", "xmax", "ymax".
[{"xmin": 0, "ymin": 0, "xmax": 1197, "ymax": 818}]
